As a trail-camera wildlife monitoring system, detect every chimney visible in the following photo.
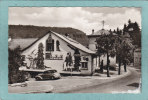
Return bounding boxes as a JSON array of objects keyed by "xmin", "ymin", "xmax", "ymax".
[{"xmin": 92, "ymin": 29, "xmax": 94, "ymax": 34}]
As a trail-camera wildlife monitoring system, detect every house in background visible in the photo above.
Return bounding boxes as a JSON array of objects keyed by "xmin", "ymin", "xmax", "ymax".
[
  {"xmin": 87, "ymin": 29, "xmax": 117, "ymax": 68},
  {"xmin": 134, "ymin": 48, "xmax": 141, "ymax": 69},
  {"xmin": 9, "ymin": 31, "xmax": 96, "ymax": 75}
]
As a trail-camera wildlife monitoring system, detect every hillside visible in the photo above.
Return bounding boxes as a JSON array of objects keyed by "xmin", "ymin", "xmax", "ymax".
[{"xmin": 9, "ymin": 25, "xmax": 89, "ymax": 46}]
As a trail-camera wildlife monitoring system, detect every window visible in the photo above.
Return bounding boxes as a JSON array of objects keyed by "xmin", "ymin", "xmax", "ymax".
[
  {"xmin": 81, "ymin": 62, "xmax": 88, "ymax": 69},
  {"xmin": 56, "ymin": 40, "xmax": 60, "ymax": 51},
  {"xmin": 83, "ymin": 56, "xmax": 89, "ymax": 61},
  {"xmin": 46, "ymin": 39, "xmax": 54, "ymax": 51}
]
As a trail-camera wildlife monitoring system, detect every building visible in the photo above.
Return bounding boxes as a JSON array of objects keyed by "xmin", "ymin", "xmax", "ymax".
[
  {"xmin": 87, "ymin": 29, "xmax": 116, "ymax": 68},
  {"xmin": 134, "ymin": 48, "xmax": 141, "ymax": 68},
  {"xmin": 9, "ymin": 31, "xmax": 96, "ymax": 75}
]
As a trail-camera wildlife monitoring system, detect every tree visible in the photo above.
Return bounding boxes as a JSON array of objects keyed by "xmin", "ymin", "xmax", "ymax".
[
  {"xmin": 123, "ymin": 24, "xmax": 127, "ymax": 35},
  {"xmin": 115, "ymin": 36, "xmax": 133, "ymax": 75},
  {"xmin": 8, "ymin": 46, "xmax": 26, "ymax": 84},
  {"xmin": 109, "ymin": 29, "xmax": 112, "ymax": 34},
  {"xmin": 126, "ymin": 20, "xmax": 141, "ymax": 47},
  {"xmin": 116, "ymin": 27, "xmax": 119, "ymax": 35},
  {"xmin": 96, "ymin": 34, "xmax": 116, "ymax": 77},
  {"xmin": 128, "ymin": 19, "xmax": 131, "ymax": 25},
  {"xmin": 113, "ymin": 29, "xmax": 116, "ymax": 34},
  {"xmin": 134, "ymin": 22, "xmax": 140, "ymax": 32},
  {"xmin": 36, "ymin": 43, "xmax": 45, "ymax": 69},
  {"xmin": 133, "ymin": 22, "xmax": 141, "ymax": 47},
  {"xmin": 121, "ymin": 41, "xmax": 132, "ymax": 72},
  {"xmin": 116, "ymin": 27, "xmax": 122, "ymax": 35},
  {"xmin": 115, "ymin": 36, "xmax": 122, "ymax": 75},
  {"xmin": 96, "ymin": 45, "xmax": 105, "ymax": 73},
  {"xmin": 119, "ymin": 30, "xmax": 122, "ymax": 35}
]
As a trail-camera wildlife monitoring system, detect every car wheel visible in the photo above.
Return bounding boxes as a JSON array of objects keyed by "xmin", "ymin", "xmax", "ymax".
[
  {"xmin": 51, "ymin": 76, "xmax": 54, "ymax": 80},
  {"xmin": 24, "ymin": 72, "xmax": 31, "ymax": 81},
  {"xmin": 36, "ymin": 77, "xmax": 41, "ymax": 81}
]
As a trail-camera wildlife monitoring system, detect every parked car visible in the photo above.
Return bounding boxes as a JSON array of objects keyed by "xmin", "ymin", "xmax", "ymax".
[{"xmin": 35, "ymin": 69, "xmax": 61, "ymax": 81}]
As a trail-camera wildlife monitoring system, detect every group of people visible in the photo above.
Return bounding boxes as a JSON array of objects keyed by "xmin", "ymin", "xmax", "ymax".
[
  {"xmin": 64, "ymin": 52, "xmax": 73, "ymax": 71},
  {"xmin": 63, "ymin": 51, "xmax": 81, "ymax": 72}
]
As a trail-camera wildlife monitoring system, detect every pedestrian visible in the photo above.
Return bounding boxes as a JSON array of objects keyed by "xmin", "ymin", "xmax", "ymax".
[
  {"xmin": 100, "ymin": 60, "xmax": 104, "ymax": 73},
  {"xmin": 74, "ymin": 49, "xmax": 81, "ymax": 72},
  {"xmin": 69, "ymin": 52, "xmax": 73, "ymax": 72},
  {"xmin": 123, "ymin": 59, "xmax": 127, "ymax": 72},
  {"xmin": 65, "ymin": 53, "xmax": 69, "ymax": 71}
]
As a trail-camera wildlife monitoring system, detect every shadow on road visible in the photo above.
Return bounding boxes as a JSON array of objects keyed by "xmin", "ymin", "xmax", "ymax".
[{"xmin": 127, "ymin": 83, "xmax": 139, "ymax": 88}]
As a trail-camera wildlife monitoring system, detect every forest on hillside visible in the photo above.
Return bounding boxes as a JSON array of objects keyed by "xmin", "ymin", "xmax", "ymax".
[
  {"xmin": 110, "ymin": 19, "xmax": 141, "ymax": 47},
  {"xmin": 9, "ymin": 25, "xmax": 89, "ymax": 46}
]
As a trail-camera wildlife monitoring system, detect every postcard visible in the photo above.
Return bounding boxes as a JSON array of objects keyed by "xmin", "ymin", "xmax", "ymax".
[{"xmin": 0, "ymin": 0, "xmax": 148, "ymax": 100}]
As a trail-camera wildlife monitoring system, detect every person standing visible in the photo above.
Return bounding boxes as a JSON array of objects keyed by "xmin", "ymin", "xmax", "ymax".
[
  {"xmin": 100, "ymin": 60, "xmax": 104, "ymax": 73},
  {"xmin": 65, "ymin": 53, "xmax": 69, "ymax": 71},
  {"xmin": 69, "ymin": 52, "xmax": 73, "ymax": 72},
  {"xmin": 74, "ymin": 49, "xmax": 81, "ymax": 72},
  {"xmin": 123, "ymin": 59, "xmax": 127, "ymax": 72}
]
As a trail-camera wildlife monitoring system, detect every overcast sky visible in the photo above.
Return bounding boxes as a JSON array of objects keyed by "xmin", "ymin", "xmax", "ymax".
[{"xmin": 9, "ymin": 7, "xmax": 141, "ymax": 35}]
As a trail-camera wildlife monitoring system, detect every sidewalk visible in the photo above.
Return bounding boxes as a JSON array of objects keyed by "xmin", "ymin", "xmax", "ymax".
[
  {"xmin": 55, "ymin": 67, "xmax": 132, "ymax": 93},
  {"xmin": 63, "ymin": 66, "xmax": 131, "ymax": 80},
  {"xmin": 93, "ymin": 66, "xmax": 131, "ymax": 79}
]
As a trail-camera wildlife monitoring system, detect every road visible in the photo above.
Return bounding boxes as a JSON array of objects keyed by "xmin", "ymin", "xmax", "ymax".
[
  {"xmin": 61, "ymin": 68, "xmax": 141, "ymax": 93},
  {"xmin": 8, "ymin": 67, "xmax": 141, "ymax": 93}
]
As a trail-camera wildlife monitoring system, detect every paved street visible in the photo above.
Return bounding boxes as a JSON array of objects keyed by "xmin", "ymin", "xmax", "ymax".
[
  {"xmin": 62, "ymin": 67, "xmax": 141, "ymax": 93},
  {"xmin": 8, "ymin": 67, "xmax": 141, "ymax": 93}
]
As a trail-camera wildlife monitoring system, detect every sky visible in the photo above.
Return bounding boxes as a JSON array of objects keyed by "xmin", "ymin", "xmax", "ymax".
[{"xmin": 9, "ymin": 7, "xmax": 141, "ymax": 35}]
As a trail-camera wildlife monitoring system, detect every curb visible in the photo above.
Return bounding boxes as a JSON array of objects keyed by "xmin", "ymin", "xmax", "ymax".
[{"xmin": 64, "ymin": 68, "xmax": 131, "ymax": 80}]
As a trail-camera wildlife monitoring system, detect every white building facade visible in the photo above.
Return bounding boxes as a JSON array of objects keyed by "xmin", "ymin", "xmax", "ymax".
[{"xmin": 20, "ymin": 31, "xmax": 96, "ymax": 74}]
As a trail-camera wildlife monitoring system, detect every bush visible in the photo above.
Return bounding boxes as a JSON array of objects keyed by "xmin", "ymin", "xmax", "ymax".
[{"xmin": 8, "ymin": 47, "xmax": 26, "ymax": 84}]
